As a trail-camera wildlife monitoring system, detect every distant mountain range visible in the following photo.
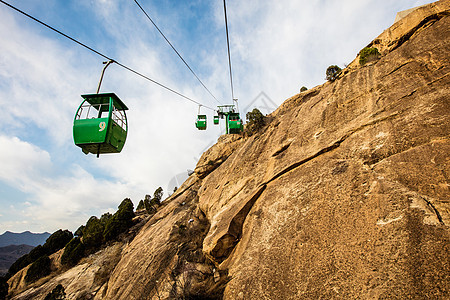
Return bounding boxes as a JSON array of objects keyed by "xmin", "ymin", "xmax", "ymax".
[{"xmin": 0, "ymin": 231, "xmax": 51, "ymax": 248}]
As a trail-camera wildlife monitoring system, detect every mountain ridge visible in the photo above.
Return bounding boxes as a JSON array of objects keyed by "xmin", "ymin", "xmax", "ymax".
[{"xmin": 0, "ymin": 231, "xmax": 50, "ymax": 248}]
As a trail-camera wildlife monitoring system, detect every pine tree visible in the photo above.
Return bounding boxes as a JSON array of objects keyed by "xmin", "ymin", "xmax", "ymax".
[{"xmin": 326, "ymin": 65, "xmax": 342, "ymax": 81}]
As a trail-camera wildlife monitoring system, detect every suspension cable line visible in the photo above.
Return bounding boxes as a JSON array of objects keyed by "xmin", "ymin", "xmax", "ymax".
[
  {"xmin": 0, "ymin": 0, "xmax": 215, "ymax": 111},
  {"xmin": 223, "ymin": 0, "xmax": 235, "ymax": 103},
  {"xmin": 133, "ymin": 0, "xmax": 222, "ymax": 106}
]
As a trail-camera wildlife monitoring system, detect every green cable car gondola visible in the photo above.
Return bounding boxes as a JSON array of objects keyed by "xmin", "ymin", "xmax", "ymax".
[
  {"xmin": 213, "ymin": 115, "xmax": 219, "ymax": 125},
  {"xmin": 228, "ymin": 112, "xmax": 243, "ymax": 134},
  {"xmin": 196, "ymin": 114, "xmax": 207, "ymax": 130},
  {"xmin": 195, "ymin": 105, "xmax": 207, "ymax": 130},
  {"xmin": 216, "ymin": 104, "xmax": 243, "ymax": 134},
  {"xmin": 73, "ymin": 93, "xmax": 128, "ymax": 157}
]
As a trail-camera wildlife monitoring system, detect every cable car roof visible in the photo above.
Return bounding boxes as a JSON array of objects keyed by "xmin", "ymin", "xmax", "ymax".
[{"xmin": 81, "ymin": 93, "xmax": 129, "ymax": 110}]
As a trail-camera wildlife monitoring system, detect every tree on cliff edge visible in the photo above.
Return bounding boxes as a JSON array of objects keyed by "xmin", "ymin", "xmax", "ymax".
[
  {"xmin": 153, "ymin": 187, "xmax": 163, "ymax": 203},
  {"xmin": 103, "ymin": 198, "xmax": 135, "ymax": 241},
  {"xmin": 43, "ymin": 230, "xmax": 73, "ymax": 254},
  {"xmin": 144, "ymin": 188, "xmax": 163, "ymax": 214},
  {"xmin": 326, "ymin": 65, "xmax": 342, "ymax": 81},
  {"xmin": 246, "ymin": 108, "xmax": 266, "ymax": 135},
  {"xmin": 136, "ymin": 199, "xmax": 145, "ymax": 210},
  {"xmin": 82, "ymin": 216, "xmax": 104, "ymax": 249}
]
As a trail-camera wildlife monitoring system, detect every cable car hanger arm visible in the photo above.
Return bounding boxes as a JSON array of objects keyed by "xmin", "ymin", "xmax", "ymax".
[{"xmin": 97, "ymin": 60, "xmax": 114, "ymax": 94}]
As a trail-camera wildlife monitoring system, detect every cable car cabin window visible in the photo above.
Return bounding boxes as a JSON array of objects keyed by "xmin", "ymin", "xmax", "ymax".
[
  {"xmin": 76, "ymin": 102, "xmax": 109, "ymax": 120},
  {"xmin": 112, "ymin": 105, "xmax": 126, "ymax": 130}
]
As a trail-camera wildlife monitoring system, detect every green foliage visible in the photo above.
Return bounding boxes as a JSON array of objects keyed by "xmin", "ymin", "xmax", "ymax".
[
  {"xmin": 44, "ymin": 284, "xmax": 66, "ymax": 300},
  {"xmin": 117, "ymin": 198, "xmax": 135, "ymax": 221},
  {"xmin": 136, "ymin": 199, "xmax": 145, "ymax": 211},
  {"xmin": 61, "ymin": 238, "xmax": 85, "ymax": 266},
  {"xmin": 83, "ymin": 216, "xmax": 105, "ymax": 250},
  {"xmin": 28, "ymin": 245, "xmax": 47, "ymax": 261},
  {"xmin": 74, "ymin": 225, "xmax": 85, "ymax": 237},
  {"xmin": 103, "ymin": 199, "xmax": 135, "ymax": 241},
  {"xmin": 25, "ymin": 255, "xmax": 51, "ymax": 283},
  {"xmin": 144, "ymin": 195, "xmax": 155, "ymax": 214},
  {"xmin": 326, "ymin": 65, "xmax": 342, "ymax": 81},
  {"xmin": 359, "ymin": 47, "xmax": 380, "ymax": 65},
  {"xmin": 245, "ymin": 108, "xmax": 266, "ymax": 135},
  {"xmin": 43, "ymin": 230, "xmax": 73, "ymax": 254},
  {"xmin": 300, "ymin": 86, "xmax": 308, "ymax": 92},
  {"xmin": 103, "ymin": 218, "xmax": 123, "ymax": 242},
  {"xmin": 8, "ymin": 244, "xmax": 47, "ymax": 277},
  {"xmin": 144, "ymin": 189, "xmax": 162, "ymax": 214},
  {"xmin": 153, "ymin": 187, "xmax": 163, "ymax": 204},
  {"xmin": 100, "ymin": 212, "xmax": 113, "ymax": 225},
  {"xmin": 0, "ymin": 276, "xmax": 8, "ymax": 300}
]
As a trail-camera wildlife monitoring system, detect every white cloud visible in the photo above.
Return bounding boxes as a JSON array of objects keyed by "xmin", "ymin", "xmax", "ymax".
[
  {"xmin": 19, "ymin": 165, "xmax": 132, "ymax": 232},
  {"xmin": 0, "ymin": 136, "xmax": 52, "ymax": 189},
  {"xmin": 0, "ymin": 135, "xmax": 132, "ymax": 231}
]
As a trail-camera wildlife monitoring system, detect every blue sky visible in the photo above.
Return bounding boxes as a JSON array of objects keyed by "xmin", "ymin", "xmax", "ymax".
[{"xmin": 0, "ymin": 0, "xmax": 435, "ymax": 234}]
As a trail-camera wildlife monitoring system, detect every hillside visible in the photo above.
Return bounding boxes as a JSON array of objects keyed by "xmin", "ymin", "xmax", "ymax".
[{"xmin": 6, "ymin": 0, "xmax": 450, "ymax": 299}]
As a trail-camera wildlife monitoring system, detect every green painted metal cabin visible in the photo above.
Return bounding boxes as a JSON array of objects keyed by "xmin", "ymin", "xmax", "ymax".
[
  {"xmin": 196, "ymin": 115, "xmax": 207, "ymax": 130},
  {"xmin": 73, "ymin": 93, "xmax": 128, "ymax": 155},
  {"xmin": 228, "ymin": 112, "xmax": 243, "ymax": 134}
]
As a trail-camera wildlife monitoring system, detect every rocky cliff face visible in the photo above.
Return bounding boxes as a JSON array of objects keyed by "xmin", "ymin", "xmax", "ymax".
[{"xmin": 8, "ymin": 1, "xmax": 450, "ymax": 299}]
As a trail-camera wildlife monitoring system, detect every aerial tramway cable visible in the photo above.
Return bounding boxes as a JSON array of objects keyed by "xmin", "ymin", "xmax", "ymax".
[
  {"xmin": 223, "ymin": 0, "xmax": 235, "ymax": 103},
  {"xmin": 133, "ymin": 0, "xmax": 222, "ymax": 106},
  {"xmin": 215, "ymin": 0, "xmax": 243, "ymax": 134},
  {"xmin": 0, "ymin": 0, "xmax": 216, "ymax": 111}
]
